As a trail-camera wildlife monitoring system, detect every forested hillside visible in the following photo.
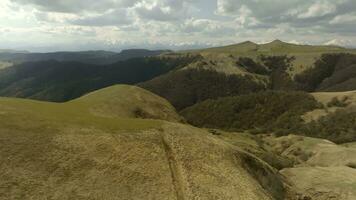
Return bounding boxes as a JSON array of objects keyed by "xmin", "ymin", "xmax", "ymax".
[{"xmin": 0, "ymin": 56, "xmax": 197, "ymax": 102}]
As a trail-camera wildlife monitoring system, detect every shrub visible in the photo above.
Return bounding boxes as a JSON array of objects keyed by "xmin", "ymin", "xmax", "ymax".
[
  {"xmin": 347, "ymin": 162, "xmax": 356, "ymax": 169},
  {"xmin": 298, "ymin": 110, "xmax": 356, "ymax": 143},
  {"xmin": 327, "ymin": 96, "xmax": 349, "ymax": 107},
  {"xmin": 236, "ymin": 57, "xmax": 269, "ymax": 75}
]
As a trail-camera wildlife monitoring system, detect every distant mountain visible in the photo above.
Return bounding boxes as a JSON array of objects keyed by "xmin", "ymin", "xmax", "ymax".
[
  {"xmin": 0, "ymin": 56, "xmax": 197, "ymax": 102},
  {"xmin": 0, "ymin": 49, "xmax": 29, "ymax": 53},
  {"xmin": 0, "ymin": 49, "xmax": 170, "ymax": 65},
  {"xmin": 140, "ymin": 41, "xmax": 356, "ymax": 110}
]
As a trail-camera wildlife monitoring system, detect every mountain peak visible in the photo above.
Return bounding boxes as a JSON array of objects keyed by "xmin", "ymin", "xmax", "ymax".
[
  {"xmin": 269, "ymin": 39, "xmax": 285, "ymax": 44},
  {"xmin": 242, "ymin": 41, "xmax": 257, "ymax": 45}
]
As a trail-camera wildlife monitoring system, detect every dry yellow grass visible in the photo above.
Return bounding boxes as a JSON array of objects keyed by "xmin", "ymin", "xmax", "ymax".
[
  {"xmin": 302, "ymin": 90, "xmax": 356, "ymax": 122},
  {"xmin": 281, "ymin": 167, "xmax": 356, "ymax": 200},
  {"xmin": 264, "ymin": 134, "xmax": 356, "ymax": 200},
  {"xmin": 0, "ymin": 85, "xmax": 283, "ymax": 199}
]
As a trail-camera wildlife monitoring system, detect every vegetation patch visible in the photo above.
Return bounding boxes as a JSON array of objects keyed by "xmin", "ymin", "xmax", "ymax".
[
  {"xmin": 327, "ymin": 96, "xmax": 350, "ymax": 107},
  {"xmin": 298, "ymin": 110, "xmax": 356, "ymax": 143},
  {"xmin": 0, "ymin": 56, "xmax": 198, "ymax": 102},
  {"xmin": 295, "ymin": 53, "xmax": 356, "ymax": 92},
  {"xmin": 140, "ymin": 68, "xmax": 267, "ymax": 110},
  {"xmin": 181, "ymin": 91, "xmax": 320, "ymax": 133}
]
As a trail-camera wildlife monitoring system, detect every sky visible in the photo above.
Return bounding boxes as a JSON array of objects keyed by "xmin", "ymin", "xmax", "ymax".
[{"xmin": 0, "ymin": 0, "xmax": 355, "ymax": 52}]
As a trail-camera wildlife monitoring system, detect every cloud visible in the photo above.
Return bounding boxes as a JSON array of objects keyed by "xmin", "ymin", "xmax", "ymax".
[
  {"xmin": 181, "ymin": 18, "xmax": 235, "ymax": 36},
  {"xmin": 132, "ymin": 0, "xmax": 194, "ymax": 22},
  {"xmin": 1, "ymin": 0, "xmax": 356, "ymax": 51},
  {"xmin": 11, "ymin": 0, "xmax": 137, "ymax": 13},
  {"xmin": 70, "ymin": 9, "xmax": 132, "ymax": 26},
  {"xmin": 216, "ymin": 0, "xmax": 349, "ymax": 26},
  {"xmin": 324, "ymin": 38, "xmax": 352, "ymax": 47},
  {"xmin": 330, "ymin": 13, "xmax": 356, "ymax": 24},
  {"xmin": 296, "ymin": 1, "xmax": 336, "ymax": 19}
]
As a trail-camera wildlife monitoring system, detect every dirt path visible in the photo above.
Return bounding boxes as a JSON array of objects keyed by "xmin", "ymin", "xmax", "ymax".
[{"xmin": 159, "ymin": 132, "xmax": 186, "ymax": 200}]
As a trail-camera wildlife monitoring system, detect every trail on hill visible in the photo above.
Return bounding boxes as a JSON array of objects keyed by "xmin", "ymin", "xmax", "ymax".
[{"xmin": 159, "ymin": 132, "xmax": 187, "ymax": 200}]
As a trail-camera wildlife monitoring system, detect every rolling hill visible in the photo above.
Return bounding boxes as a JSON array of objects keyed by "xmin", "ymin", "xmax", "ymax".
[
  {"xmin": 140, "ymin": 42, "xmax": 356, "ymax": 110},
  {"xmin": 1, "ymin": 84, "xmax": 355, "ymax": 199},
  {"xmin": 139, "ymin": 68, "xmax": 267, "ymax": 110},
  {"xmin": 179, "ymin": 40, "xmax": 356, "ymax": 76},
  {"xmin": 0, "ymin": 84, "xmax": 292, "ymax": 200}
]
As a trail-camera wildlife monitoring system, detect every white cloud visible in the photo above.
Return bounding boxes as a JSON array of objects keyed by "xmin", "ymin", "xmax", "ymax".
[
  {"xmin": 297, "ymin": 1, "xmax": 336, "ymax": 19},
  {"xmin": 1, "ymin": 0, "xmax": 356, "ymax": 51},
  {"xmin": 330, "ymin": 13, "xmax": 356, "ymax": 24},
  {"xmin": 132, "ymin": 0, "xmax": 194, "ymax": 22},
  {"xmin": 11, "ymin": 0, "xmax": 138, "ymax": 13}
]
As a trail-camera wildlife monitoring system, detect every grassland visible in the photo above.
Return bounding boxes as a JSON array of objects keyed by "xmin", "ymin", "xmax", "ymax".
[
  {"xmin": 0, "ymin": 85, "xmax": 170, "ymax": 133},
  {"xmin": 0, "ymin": 84, "xmax": 290, "ymax": 199}
]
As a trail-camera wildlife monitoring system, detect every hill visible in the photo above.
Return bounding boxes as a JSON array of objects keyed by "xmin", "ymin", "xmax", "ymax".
[
  {"xmin": 181, "ymin": 89, "xmax": 356, "ymax": 143},
  {"xmin": 0, "ymin": 49, "xmax": 29, "ymax": 53},
  {"xmin": 139, "ymin": 68, "xmax": 267, "ymax": 110},
  {"xmin": 0, "ymin": 49, "xmax": 169, "ymax": 65},
  {"xmin": 0, "ymin": 56, "xmax": 197, "ymax": 102},
  {"xmin": 141, "ymin": 44, "xmax": 356, "ymax": 110},
  {"xmin": 0, "ymin": 85, "xmax": 291, "ymax": 200},
  {"xmin": 69, "ymin": 85, "xmax": 184, "ymax": 122},
  {"xmin": 1, "ymin": 84, "xmax": 355, "ymax": 199},
  {"xmin": 180, "ymin": 40, "xmax": 356, "ymax": 76}
]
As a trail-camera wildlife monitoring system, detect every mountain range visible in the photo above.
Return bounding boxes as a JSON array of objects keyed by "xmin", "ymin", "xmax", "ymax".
[{"xmin": 0, "ymin": 49, "xmax": 170, "ymax": 65}]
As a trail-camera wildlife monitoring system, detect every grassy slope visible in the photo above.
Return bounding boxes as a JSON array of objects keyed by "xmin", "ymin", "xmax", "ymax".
[
  {"xmin": 69, "ymin": 85, "xmax": 183, "ymax": 122},
  {"xmin": 303, "ymin": 90, "xmax": 356, "ymax": 122},
  {"xmin": 0, "ymin": 86, "xmax": 165, "ymax": 133},
  {"xmin": 0, "ymin": 84, "xmax": 289, "ymax": 200}
]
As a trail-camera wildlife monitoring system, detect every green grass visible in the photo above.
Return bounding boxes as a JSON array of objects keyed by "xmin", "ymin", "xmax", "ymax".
[{"xmin": 0, "ymin": 86, "xmax": 166, "ymax": 133}]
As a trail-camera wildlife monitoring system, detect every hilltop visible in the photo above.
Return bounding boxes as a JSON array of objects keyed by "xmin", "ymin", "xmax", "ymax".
[
  {"xmin": 181, "ymin": 40, "xmax": 355, "ymax": 76},
  {"xmin": 69, "ymin": 85, "xmax": 183, "ymax": 122}
]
